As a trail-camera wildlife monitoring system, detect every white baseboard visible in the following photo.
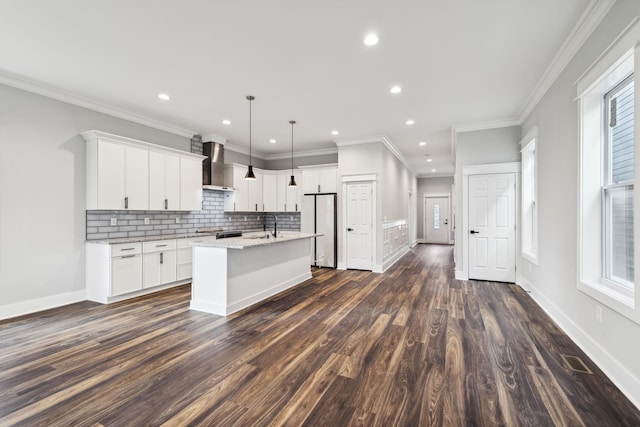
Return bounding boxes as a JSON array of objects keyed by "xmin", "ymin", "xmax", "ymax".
[
  {"xmin": 455, "ymin": 270, "xmax": 468, "ymax": 281},
  {"xmin": 0, "ymin": 290, "xmax": 87, "ymax": 321},
  {"xmin": 376, "ymin": 245, "xmax": 410, "ymax": 274},
  {"xmin": 337, "ymin": 262, "xmax": 346, "ymax": 270},
  {"xmin": 416, "ymin": 238, "xmax": 426, "ymax": 244},
  {"xmin": 524, "ymin": 279, "xmax": 640, "ymax": 410}
]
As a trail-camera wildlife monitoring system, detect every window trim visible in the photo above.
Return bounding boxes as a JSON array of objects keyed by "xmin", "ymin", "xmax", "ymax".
[
  {"xmin": 576, "ymin": 19, "xmax": 640, "ymax": 325},
  {"xmin": 520, "ymin": 126, "xmax": 539, "ymax": 265}
]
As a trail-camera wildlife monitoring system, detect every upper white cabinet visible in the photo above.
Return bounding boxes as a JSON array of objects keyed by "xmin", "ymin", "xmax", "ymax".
[
  {"xmin": 83, "ymin": 131, "xmax": 205, "ymax": 211},
  {"xmin": 302, "ymin": 165, "xmax": 337, "ymax": 194},
  {"xmin": 263, "ymin": 172, "xmax": 279, "ymax": 212},
  {"xmin": 149, "ymin": 151, "xmax": 180, "ymax": 210},
  {"xmin": 180, "ymin": 157, "xmax": 204, "ymax": 211},
  {"xmin": 223, "ymin": 164, "xmax": 264, "ymax": 212}
]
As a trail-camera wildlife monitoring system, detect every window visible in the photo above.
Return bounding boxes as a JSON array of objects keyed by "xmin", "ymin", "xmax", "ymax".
[
  {"xmin": 577, "ymin": 21, "xmax": 639, "ymax": 323},
  {"xmin": 603, "ymin": 76, "xmax": 634, "ymax": 291},
  {"xmin": 521, "ymin": 127, "xmax": 538, "ymax": 264},
  {"xmin": 433, "ymin": 204, "xmax": 440, "ymax": 229}
]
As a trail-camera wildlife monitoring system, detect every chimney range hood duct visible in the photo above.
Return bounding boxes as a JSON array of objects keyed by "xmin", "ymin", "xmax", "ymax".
[{"xmin": 202, "ymin": 135, "xmax": 233, "ymax": 190}]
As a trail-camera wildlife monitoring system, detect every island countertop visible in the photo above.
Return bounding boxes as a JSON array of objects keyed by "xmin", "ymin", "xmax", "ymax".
[{"xmin": 192, "ymin": 231, "xmax": 321, "ymax": 250}]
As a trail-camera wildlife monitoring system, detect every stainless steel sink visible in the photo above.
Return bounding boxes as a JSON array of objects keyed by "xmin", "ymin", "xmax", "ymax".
[{"xmin": 242, "ymin": 234, "xmax": 270, "ymax": 240}]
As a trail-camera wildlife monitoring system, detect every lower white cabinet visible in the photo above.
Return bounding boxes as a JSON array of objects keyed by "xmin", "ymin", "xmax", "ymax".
[
  {"xmin": 142, "ymin": 240, "xmax": 177, "ymax": 288},
  {"xmin": 87, "ymin": 237, "xmax": 194, "ymax": 304}
]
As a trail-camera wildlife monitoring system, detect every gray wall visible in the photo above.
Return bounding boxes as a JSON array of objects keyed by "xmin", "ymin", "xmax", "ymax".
[
  {"xmin": 454, "ymin": 126, "xmax": 521, "ymax": 269},
  {"xmin": 417, "ymin": 176, "xmax": 454, "ymax": 240},
  {"xmin": 518, "ymin": 0, "xmax": 640, "ymax": 406},
  {"xmin": 0, "ymin": 83, "xmax": 191, "ymax": 308},
  {"xmin": 266, "ymin": 153, "xmax": 338, "ymax": 170}
]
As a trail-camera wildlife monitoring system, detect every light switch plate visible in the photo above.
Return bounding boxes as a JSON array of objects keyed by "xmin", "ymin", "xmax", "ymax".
[
  {"xmin": 144, "ymin": 217, "xmax": 150, "ymax": 225},
  {"xmin": 110, "ymin": 217, "xmax": 117, "ymax": 226}
]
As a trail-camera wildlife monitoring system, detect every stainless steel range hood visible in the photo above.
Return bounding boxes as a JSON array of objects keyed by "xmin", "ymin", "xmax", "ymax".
[{"xmin": 202, "ymin": 135, "xmax": 234, "ymax": 191}]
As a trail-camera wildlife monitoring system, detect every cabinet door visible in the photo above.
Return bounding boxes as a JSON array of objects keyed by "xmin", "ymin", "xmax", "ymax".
[
  {"xmin": 303, "ymin": 169, "xmax": 320, "ymax": 194},
  {"xmin": 165, "ymin": 154, "xmax": 181, "ymax": 210},
  {"xmin": 111, "ymin": 255, "xmax": 142, "ymax": 296},
  {"xmin": 233, "ymin": 165, "xmax": 249, "ymax": 211},
  {"xmin": 286, "ymin": 170, "xmax": 303, "ymax": 211},
  {"xmin": 143, "ymin": 252, "xmax": 161, "ymax": 288},
  {"xmin": 263, "ymin": 173, "xmax": 278, "ymax": 212},
  {"xmin": 277, "ymin": 173, "xmax": 288, "ymax": 211},
  {"xmin": 180, "ymin": 157, "xmax": 203, "ymax": 211},
  {"xmin": 248, "ymin": 170, "xmax": 263, "ymax": 212},
  {"xmin": 125, "ymin": 145, "xmax": 149, "ymax": 210},
  {"xmin": 319, "ymin": 168, "xmax": 337, "ymax": 193},
  {"xmin": 97, "ymin": 140, "xmax": 126, "ymax": 209},
  {"xmin": 149, "ymin": 151, "xmax": 166, "ymax": 210},
  {"xmin": 160, "ymin": 250, "xmax": 177, "ymax": 284},
  {"xmin": 176, "ymin": 247, "xmax": 192, "ymax": 281}
]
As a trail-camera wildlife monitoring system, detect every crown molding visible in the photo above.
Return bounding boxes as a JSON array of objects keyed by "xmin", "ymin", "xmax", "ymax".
[
  {"xmin": 517, "ymin": 0, "xmax": 617, "ymax": 122},
  {"xmin": 224, "ymin": 142, "xmax": 268, "ymax": 159},
  {"xmin": 334, "ymin": 134, "xmax": 416, "ymax": 176},
  {"xmin": 0, "ymin": 70, "xmax": 197, "ymax": 139},
  {"xmin": 416, "ymin": 172, "xmax": 455, "ymax": 179},
  {"xmin": 201, "ymin": 133, "xmax": 227, "ymax": 144},
  {"xmin": 452, "ymin": 117, "xmax": 521, "ymax": 134},
  {"xmin": 265, "ymin": 147, "xmax": 338, "ymax": 161}
]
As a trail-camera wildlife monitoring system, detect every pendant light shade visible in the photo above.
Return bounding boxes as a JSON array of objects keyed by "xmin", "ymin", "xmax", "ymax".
[
  {"xmin": 288, "ymin": 120, "xmax": 297, "ymax": 187},
  {"xmin": 245, "ymin": 95, "xmax": 256, "ymax": 180}
]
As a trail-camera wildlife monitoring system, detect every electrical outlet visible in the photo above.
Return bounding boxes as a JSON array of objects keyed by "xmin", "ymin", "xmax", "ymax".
[
  {"xmin": 175, "ymin": 217, "xmax": 180, "ymax": 224},
  {"xmin": 595, "ymin": 305, "xmax": 603, "ymax": 323},
  {"xmin": 144, "ymin": 217, "xmax": 150, "ymax": 225},
  {"xmin": 110, "ymin": 217, "xmax": 117, "ymax": 226},
  {"xmin": 290, "ymin": 216, "xmax": 293, "ymax": 221},
  {"xmin": 244, "ymin": 216, "xmax": 247, "ymax": 221}
]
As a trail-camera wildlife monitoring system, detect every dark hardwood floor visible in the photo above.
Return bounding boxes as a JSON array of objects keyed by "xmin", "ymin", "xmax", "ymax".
[{"xmin": 1, "ymin": 244, "xmax": 639, "ymax": 426}]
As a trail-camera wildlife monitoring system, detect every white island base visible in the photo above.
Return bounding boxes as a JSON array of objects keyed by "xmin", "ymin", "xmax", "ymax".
[{"xmin": 190, "ymin": 236, "xmax": 313, "ymax": 316}]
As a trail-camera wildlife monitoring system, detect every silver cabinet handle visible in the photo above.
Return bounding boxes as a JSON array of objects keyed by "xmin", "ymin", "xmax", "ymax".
[
  {"xmin": 124, "ymin": 196, "xmax": 129, "ymax": 209},
  {"xmin": 234, "ymin": 202, "xmax": 236, "ymax": 211},
  {"xmin": 121, "ymin": 247, "xmax": 136, "ymax": 251},
  {"xmin": 160, "ymin": 252, "xmax": 164, "ymax": 264},
  {"xmin": 120, "ymin": 254, "xmax": 136, "ymax": 259},
  {"xmin": 317, "ymin": 185, "xmax": 320, "ymax": 193},
  {"xmin": 165, "ymin": 199, "xmax": 168, "ymax": 209},
  {"xmin": 255, "ymin": 203, "xmax": 258, "ymax": 211},
  {"xmin": 295, "ymin": 204, "xmax": 298, "ymax": 211},
  {"xmin": 156, "ymin": 244, "xmax": 168, "ymax": 248}
]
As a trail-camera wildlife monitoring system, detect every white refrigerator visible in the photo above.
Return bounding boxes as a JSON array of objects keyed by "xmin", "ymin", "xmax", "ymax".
[{"xmin": 301, "ymin": 193, "xmax": 337, "ymax": 268}]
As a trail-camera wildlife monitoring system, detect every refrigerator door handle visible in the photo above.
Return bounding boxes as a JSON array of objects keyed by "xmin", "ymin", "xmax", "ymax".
[{"xmin": 347, "ymin": 227, "xmax": 354, "ymax": 231}]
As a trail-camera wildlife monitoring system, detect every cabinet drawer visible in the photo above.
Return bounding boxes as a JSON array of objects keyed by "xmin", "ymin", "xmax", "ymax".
[
  {"xmin": 143, "ymin": 239, "xmax": 177, "ymax": 253},
  {"xmin": 176, "ymin": 237, "xmax": 206, "ymax": 249},
  {"xmin": 111, "ymin": 242, "xmax": 142, "ymax": 257}
]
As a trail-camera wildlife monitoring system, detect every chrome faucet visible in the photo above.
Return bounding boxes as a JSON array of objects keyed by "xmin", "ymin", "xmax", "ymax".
[{"xmin": 263, "ymin": 214, "xmax": 277, "ymax": 237}]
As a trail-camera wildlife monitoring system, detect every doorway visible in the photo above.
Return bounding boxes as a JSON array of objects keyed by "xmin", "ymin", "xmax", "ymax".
[{"xmin": 424, "ymin": 195, "xmax": 450, "ymax": 244}]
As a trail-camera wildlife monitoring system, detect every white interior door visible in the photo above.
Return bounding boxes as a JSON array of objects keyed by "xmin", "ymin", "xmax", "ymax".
[
  {"xmin": 346, "ymin": 182, "xmax": 372, "ymax": 270},
  {"xmin": 468, "ymin": 173, "xmax": 516, "ymax": 282},
  {"xmin": 424, "ymin": 197, "xmax": 450, "ymax": 244}
]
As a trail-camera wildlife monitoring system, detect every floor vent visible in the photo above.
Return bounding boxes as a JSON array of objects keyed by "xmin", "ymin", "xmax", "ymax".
[{"xmin": 560, "ymin": 354, "xmax": 593, "ymax": 374}]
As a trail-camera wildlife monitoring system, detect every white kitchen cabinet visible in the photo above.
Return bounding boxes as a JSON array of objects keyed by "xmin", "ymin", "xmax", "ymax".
[
  {"xmin": 83, "ymin": 131, "xmax": 205, "ymax": 212},
  {"xmin": 176, "ymin": 237, "xmax": 206, "ymax": 281},
  {"xmin": 287, "ymin": 170, "xmax": 303, "ymax": 211},
  {"xmin": 150, "ymin": 151, "xmax": 181, "ymax": 210},
  {"xmin": 263, "ymin": 172, "xmax": 279, "ymax": 212},
  {"xmin": 88, "ymin": 138, "xmax": 149, "ymax": 210},
  {"xmin": 223, "ymin": 164, "xmax": 263, "ymax": 212},
  {"xmin": 180, "ymin": 156, "xmax": 204, "ymax": 211},
  {"xmin": 111, "ymin": 253, "xmax": 143, "ymax": 296},
  {"xmin": 302, "ymin": 165, "xmax": 337, "ymax": 194},
  {"xmin": 248, "ymin": 170, "xmax": 263, "ymax": 212},
  {"xmin": 276, "ymin": 173, "xmax": 288, "ymax": 211},
  {"xmin": 143, "ymin": 240, "xmax": 177, "ymax": 288}
]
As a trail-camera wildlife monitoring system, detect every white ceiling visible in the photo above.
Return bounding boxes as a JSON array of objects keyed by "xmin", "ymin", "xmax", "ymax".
[{"xmin": 0, "ymin": 0, "xmax": 590, "ymax": 176}]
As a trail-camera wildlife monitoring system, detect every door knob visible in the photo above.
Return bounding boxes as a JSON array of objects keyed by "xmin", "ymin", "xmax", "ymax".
[
  {"xmin": 470, "ymin": 230, "xmax": 479, "ymax": 234},
  {"xmin": 444, "ymin": 220, "xmax": 448, "ymax": 225},
  {"xmin": 347, "ymin": 228, "xmax": 354, "ymax": 231}
]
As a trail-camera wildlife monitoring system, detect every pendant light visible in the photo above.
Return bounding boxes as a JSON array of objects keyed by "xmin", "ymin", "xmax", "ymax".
[
  {"xmin": 245, "ymin": 95, "xmax": 256, "ymax": 180},
  {"xmin": 288, "ymin": 120, "xmax": 297, "ymax": 187}
]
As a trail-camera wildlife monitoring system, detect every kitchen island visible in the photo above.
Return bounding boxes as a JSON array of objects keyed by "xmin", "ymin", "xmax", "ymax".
[{"xmin": 190, "ymin": 231, "xmax": 318, "ymax": 316}]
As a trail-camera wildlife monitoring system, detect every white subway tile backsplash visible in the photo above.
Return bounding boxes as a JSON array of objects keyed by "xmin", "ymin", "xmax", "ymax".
[{"xmin": 86, "ymin": 190, "xmax": 301, "ymax": 240}]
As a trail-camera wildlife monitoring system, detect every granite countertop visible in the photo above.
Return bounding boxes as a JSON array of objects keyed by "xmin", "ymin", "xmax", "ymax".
[
  {"xmin": 86, "ymin": 232, "xmax": 219, "ymax": 245},
  {"xmin": 192, "ymin": 231, "xmax": 320, "ymax": 249}
]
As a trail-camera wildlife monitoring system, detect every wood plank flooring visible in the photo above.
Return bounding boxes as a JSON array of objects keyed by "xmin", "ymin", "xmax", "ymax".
[{"xmin": 1, "ymin": 244, "xmax": 639, "ymax": 426}]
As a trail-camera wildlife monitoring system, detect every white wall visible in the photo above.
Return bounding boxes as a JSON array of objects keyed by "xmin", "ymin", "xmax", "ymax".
[
  {"xmin": 453, "ymin": 126, "xmax": 521, "ymax": 270},
  {"xmin": 519, "ymin": 0, "xmax": 640, "ymax": 407},
  {"xmin": 417, "ymin": 176, "xmax": 454, "ymax": 240},
  {"xmin": 0, "ymin": 84, "xmax": 191, "ymax": 316}
]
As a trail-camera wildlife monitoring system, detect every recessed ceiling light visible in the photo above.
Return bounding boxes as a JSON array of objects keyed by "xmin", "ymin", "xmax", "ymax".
[
  {"xmin": 432, "ymin": 169, "xmax": 437, "ymax": 172},
  {"xmin": 427, "ymin": 158, "xmax": 433, "ymax": 162},
  {"xmin": 406, "ymin": 119, "xmax": 415, "ymax": 125},
  {"xmin": 419, "ymin": 141, "xmax": 426, "ymax": 146},
  {"xmin": 364, "ymin": 33, "xmax": 379, "ymax": 46},
  {"xmin": 222, "ymin": 119, "xmax": 231, "ymax": 125},
  {"xmin": 157, "ymin": 93, "xmax": 170, "ymax": 101},
  {"xmin": 390, "ymin": 85, "xmax": 402, "ymax": 94},
  {"xmin": 331, "ymin": 130, "xmax": 339, "ymax": 136},
  {"xmin": 269, "ymin": 139, "xmax": 276, "ymax": 144}
]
